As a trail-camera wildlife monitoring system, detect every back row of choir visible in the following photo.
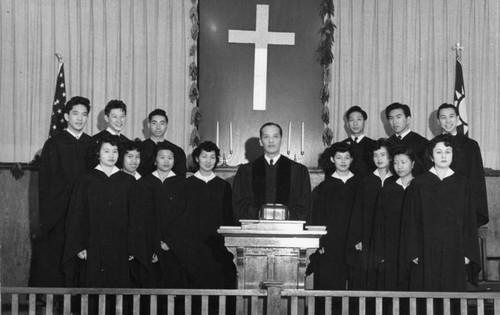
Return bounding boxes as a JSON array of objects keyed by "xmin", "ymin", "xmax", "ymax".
[{"xmin": 30, "ymin": 97, "xmax": 488, "ymax": 294}]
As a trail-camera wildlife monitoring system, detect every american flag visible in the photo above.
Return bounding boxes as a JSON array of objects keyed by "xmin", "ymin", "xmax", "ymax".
[
  {"xmin": 49, "ymin": 63, "xmax": 67, "ymax": 137},
  {"xmin": 453, "ymin": 59, "xmax": 469, "ymax": 136}
]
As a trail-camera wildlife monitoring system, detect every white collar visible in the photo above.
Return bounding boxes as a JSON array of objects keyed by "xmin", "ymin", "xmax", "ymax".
[
  {"xmin": 264, "ymin": 154, "xmax": 281, "ymax": 165},
  {"xmin": 396, "ymin": 177, "xmax": 412, "ymax": 189},
  {"xmin": 373, "ymin": 169, "xmax": 393, "ymax": 186},
  {"xmin": 194, "ymin": 170, "xmax": 216, "ymax": 183},
  {"xmin": 153, "ymin": 170, "xmax": 176, "ymax": 182},
  {"xmin": 351, "ymin": 134, "xmax": 365, "ymax": 143},
  {"xmin": 442, "ymin": 131, "xmax": 458, "ymax": 136},
  {"xmin": 95, "ymin": 164, "xmax": 121, "ymax": 177},
  {"xmin": 106, "ymin": 127, "xmax": 120, "ymax": 136},
  {"xmin": 332, "ymin": 170, "xmax": 354, "ymax": 183},
  {"xmin": 65, "ymin": 128, "xmax": 84, "ymax": 139},
  {"xmin": 121, "ymin": 170, "xmax": 141, "ymax": 180},
  {"xmin": 429, "ymin": 166, "xmax": 454, "ymax": 180},
  {"xmin": 396, "ymin": 128, "xmax": 411, "ymax": 139}
]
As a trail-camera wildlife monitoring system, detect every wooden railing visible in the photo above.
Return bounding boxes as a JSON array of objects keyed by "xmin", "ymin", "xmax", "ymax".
[{"xmin": 1, "ymin": 286, "xmax": 499, "ymax": 315}]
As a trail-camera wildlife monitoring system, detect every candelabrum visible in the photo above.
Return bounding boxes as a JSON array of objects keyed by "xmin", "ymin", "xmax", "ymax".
[
  {"xmin": 286, "ymin": 150, "xmax": 305, "ymax": 162},
  {"xmin": 218, "ymin": 149, "xmax": 234, "ymax": 167}
]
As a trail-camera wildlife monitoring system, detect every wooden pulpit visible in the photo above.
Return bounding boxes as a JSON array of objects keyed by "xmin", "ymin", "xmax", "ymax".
[{"xmin": 218, "ymin": 220, "xmax": 326, "ymax": 290}]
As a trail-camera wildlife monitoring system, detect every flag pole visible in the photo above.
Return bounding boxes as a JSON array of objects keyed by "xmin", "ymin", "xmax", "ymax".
[{"xmin": 452, "ymin": 42, "xmax": 463, "ymax": 61}]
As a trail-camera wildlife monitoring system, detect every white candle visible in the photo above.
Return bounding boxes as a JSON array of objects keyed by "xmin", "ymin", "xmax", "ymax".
[
  {"xmin": 301, "ymin": 121, "xmax": 305, "ymax": 152},
  {"xmin": 287, "ymin": 121, "xmax": 292, "ymax": 152},
  {"xmin": 229, "ymin": 122, "xmax": 233, "ymax": 152},
  {"xmin": 216, "ymin": 121, "xmax": 220, "ymax": 148}
]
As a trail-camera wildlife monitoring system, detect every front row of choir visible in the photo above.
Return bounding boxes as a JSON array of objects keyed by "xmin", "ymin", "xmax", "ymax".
[{"xmin": 311, "ymin": 136, "xmax": 480, "ymax": 293}]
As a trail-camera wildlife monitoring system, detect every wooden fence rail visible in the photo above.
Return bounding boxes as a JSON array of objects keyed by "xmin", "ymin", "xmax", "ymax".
[{"xmin": 1, "ymin": 287, "xmax": 499, "ymax": 315}]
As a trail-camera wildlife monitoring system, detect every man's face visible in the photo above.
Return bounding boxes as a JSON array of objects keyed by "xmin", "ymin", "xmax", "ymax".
[
  {"xmin": 260, "ymin": 125, "xmax": 282, "ymax": 156},
  {"xmin": 388, "ymin": 108, "xmax": 410, "ymax": 135},
  {"xmin": 149, "ymin": 115, "xmax": 168, "ymax": 138},
  {"xmin": 438, "ymin": 107, "xmax": 459, "ymax": 134},
  {"xmin": 347, "ymin": 111, "xmax": 366, "ymax": 136},
  {"xmin": 64, "ymin": 104, "xmax": 88, "ymax": 133},
  {"xmin": 104, "ymin": 108, "xmax": 126, "ymax": 133}
]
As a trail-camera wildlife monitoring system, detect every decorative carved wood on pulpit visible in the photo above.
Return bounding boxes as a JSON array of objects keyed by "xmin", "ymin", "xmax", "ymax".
[{"xmin": 218, "ymin": 220, "xmax": 326, "ymax": 290}]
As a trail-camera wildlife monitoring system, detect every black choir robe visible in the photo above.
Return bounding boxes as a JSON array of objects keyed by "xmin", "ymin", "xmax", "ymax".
[
  {"xmin": 311, "ymin": 174, "xmax": 361, "ymax": 290},
  {"xmin": 340, "ymin": 137, "xmax": 377, "ymax": 177},
  {"xmin": 399, "ymin": 171, "xmax": 481, "ymax": 291},
  {"xmin": 387, "ymin": 131, "xmax": 429, "ymax": 175},
  {"xmin": 132, "ymin": 173, "xmax": 185, "ymax": 288},
  {"xmin": 448, "ymin": 133, "xmax": 489, "ymax": 226},
  {"xmin": 371, "ymin": 179, "xmax": 408, "ymax": 291},
  {"xmin": 137, "ymin": 139, "xmax": 187, "ymax": 177},
  {"xmin": 346, "ymin": 172, "xmax": 395, "ymax": 290},
  {"xmin": 174, "ymin": 175, "xmax": 236, "ymax": 289},
  {"xmin": 62, "ymin": 169, "xmax": 144, "ymax": 288},
  {"xmin": 232, "ymin": 156, "xmax": 311, "ymax": 221},
  {"xmin": 30, "ymin": 130, "xmax": 92, "ymax": 287}
]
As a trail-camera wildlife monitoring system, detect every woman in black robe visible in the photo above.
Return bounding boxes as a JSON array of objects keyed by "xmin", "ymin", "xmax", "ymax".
[
  {"xmin": 371, "ymin": 145, "xmax": 415, "ymax": 291},
  {"xmin": 312, "ymin": 142, "xmax": 361, "ymax": 290},
  {"xmin": 399, "ymin": 134, "xmax": 481, "ymax": 292}
]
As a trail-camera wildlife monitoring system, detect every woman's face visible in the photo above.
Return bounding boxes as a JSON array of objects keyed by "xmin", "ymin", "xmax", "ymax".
[
  {"xmin": 373, "ymin": 147, "xmax": 390, "ymax": 170},
  {"xmin": 196, "ymin": 150, "xmax": 217, "ymax": 173},
  {"xmin": 99, "ymin": 143, "xmax": 119, "ymax": 168},
  {"xmin": 331, "ymin": 151, "xmax": 353, "ymax": 173},
  {"xmin": 393, "ymin": 153, "xmax": 414, "ymax": 178},
  {"xmin": 122, "ymin": 149, "xmax": 140, "ymax": 174},
  {"xmin": 432, "ymin": 142, "xmax": 453, "ymax": 169},
  {"xmin": 156, "ymin": 149, "xmax": 175, "ymax": 173}
]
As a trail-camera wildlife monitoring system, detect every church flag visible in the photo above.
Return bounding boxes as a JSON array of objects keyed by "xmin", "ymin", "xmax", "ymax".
[
  {"xmin": 453, "ymin": 59, "xmax": 469, "ymax": 136},
  {"xmin": 199, "ymin": 0, "xmax": 324, "ymax": 167},
  {"xmin": 49, "ymin": 63, "xmax": 67, "ymax": 137}
]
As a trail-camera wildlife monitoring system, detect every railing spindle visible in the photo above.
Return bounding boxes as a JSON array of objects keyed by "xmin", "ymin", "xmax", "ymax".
[
  {"xmin": 495, "ymin": 298, "xmax": 500, "ymax": 313},
  {"xmin": 185, "ymin": 295, "xmax": 192, "ymax": 315},
  {"xmin": 28, "ymin": 293, "xmax": 36, "ymax": 315},
  {"xmin": 218, "ymin": 295, "xmax": 226, "ymax": 315},
  {"xmin": 46, "ymin": 294, "xmax": 53, "ymax": 315},
  {"xmin": 150, "ymin": 295, "xmax": 157, "ymax": 315},
  {"xmin": 290, "ymin": 296, "xmax": 298, "ymax": 315},
  {"xmin": 250, "ymin": 295, "xmax": 259, "ymax": 315},
  {"xmin": 81, "ymin": 294, "xmax": 88, "ymax": 315},
  {"xmin": 359, "ymin": 297, "xmax": 366, "ymax": 315},
  {"xmin": 307, "ymin": 296, "xmax": 315, "ymax": 315},
  {"xmin": 98, "ymin": 294, "xmax": 106, "ymax": 315},
  {"xmin": 375, "ymin": 297, "xmax": 382, "ymax": 315},
  {"xmin": 201, "ymin": 295, "xmax": 209, "ymax": 315},
  {"xmin": 426, "ymin": 298, "xmax": 434, "ymax": 315},
  {"xmin": 409, "ymin": 297, "xmax": 416, "ymax": 315},
  {"xmin": 340, "ymin": 296, "xmax": 347, "ymax": 315},
  {"xmin": 443, "ymin": 298, "xmax": 450, "ymax": 315},
  {"xmin": 133, "ymin": 295, "xmax": 140, "ymax": 315},
  {"xmin": 325, "ymin": 296, "xmax": 332, "ymax": 315},
  {"xmin": 115, "ymin": 294, "xmax": 123, "ymax": 315},
  {"xmin": 393, "ymin": 297, "xmax": 400, "ymax": 315},
  {"xmin": 11, "ymin": 294, "xmax": 19, "ymax": 315},
  {"xmin": 167, "ymin": 295, "xmax": 175, "ymax": 315},
  {"xmin": 460, "ymin": 298, "xmax": 467, "ymax": 314},
  {"xmin": 477, "ymin": 298, "xmax": 484, "ymax": 315}
]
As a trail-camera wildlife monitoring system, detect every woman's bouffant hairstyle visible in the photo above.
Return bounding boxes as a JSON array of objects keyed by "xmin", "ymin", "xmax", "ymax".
[
  {"xmin": 192, "ymin": 141, "xmax": 220, "ymax": 170},
  {"xmin": 319, "ymin": 142, "xmax": 354, "ymax": 176}
]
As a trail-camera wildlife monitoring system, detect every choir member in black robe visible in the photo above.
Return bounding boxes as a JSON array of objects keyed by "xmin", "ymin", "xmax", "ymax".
[
  {"xmin": 88, "ymin": 100, "xmax": 130, "ymax": 168},
  {"xmin": 232, "ymin": 122, "xmax": 311, "ymax": 221},
  {"xmin": 132, "ymin": 143, "xmax": 185, "ymax": 288},
  {"xmin": 63, "ymin": 136, "xmax": 145, "ymax": 288},
  {"xmin": 312, "ymin": 142, "xmax": 361, "ymax": 290},
  {"xmin": 371, "ymin": 146, "xmax": 415, "ymax": 291},
  {"xmin": 137, "ymin": 109, "xmax": 187, "ymax": 177},
  {"xmin": 435, "ymin": 103, "xmax": 489, "ymax": 226},
  {"xmin": 340, "ymin": 106, "xmax": 376, "ymax": 177},
  {"xmin": 399, "ymin": 134, "xmax": 481, "ymax": 292},
  {"xmin": 174, "ymin": 141, "xmax": 236, "ymax": 290},
  {"xmin": 120, "ymin": 140, "xmax": 142, "ymax": 180},
  {"xmin": 346, "ymin": 139, "xmax": 394, "ymax": 290},
  {"xmin": 30, "ymin": 96, "xmax": 93, "ymax": 288},
  {"xmin": 385, "ymin": 103, "xmax": 429, "ymax": 175}
]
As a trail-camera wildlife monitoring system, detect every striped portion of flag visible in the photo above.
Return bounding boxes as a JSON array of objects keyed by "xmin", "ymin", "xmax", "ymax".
[
  {"xmin": 49, "ymin": 63, "xmax": 67, "ymax": 137},
  {"xmin": 453, "ymin": 59, "xmax": 469, "ymax": 136}
]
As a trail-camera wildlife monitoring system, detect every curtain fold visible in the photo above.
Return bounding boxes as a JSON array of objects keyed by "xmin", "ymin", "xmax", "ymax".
[
  {"xmin": 330, "ymin": 0, "xmax": 500, "ymax": 169},
  {"xmin": 0, "ymin": 0, "xmax": 193, "ymax": 162}
]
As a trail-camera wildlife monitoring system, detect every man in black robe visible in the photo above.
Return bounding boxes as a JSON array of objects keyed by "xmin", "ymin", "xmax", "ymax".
[
  {"xmin": 232, "ymin": 122, "xmax": 311, "ymax": 221},
  {"xmin": 435, "ymin": 103, "xmax": 489, "ymax": 226},
  {"xmin": 340, "ymin": 106, "xmax": 376, "ymax": 177},
  {"xmin": 385, "ymin": 103, "xmax": 429, "ymax": 175},
  {"xmin": 137, "ymin": 109, "xmax": 187, "ymax": 177},
  {"xmin": 30, "ymin": 96, "xmax": 93, "ymax": 287}
]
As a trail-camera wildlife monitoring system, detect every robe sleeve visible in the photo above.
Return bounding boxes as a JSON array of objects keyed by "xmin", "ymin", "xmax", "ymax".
[
  {"xmin": 468, "ymin": 141, "xmax": 489, "ymax": 226},
  {"xmin": 345, "ymin": 184, "xmax": 364, "ymax": 266},
  {"xmin": 370, "ymin": 191, "xmax": 386, "ymax": 266},
  {"xmin": 232, "ymin": 165, "xmax": 259, "ymax": 220},
  {"xmin": 173, "ymin": 148, "xmax": 188, "ymax": 178},
  {"xmin": 128, "ymin": 180, "xmax": 150, "ymax": 270},
  {"xmin": 288, "ymin": 164, "xmax": 311, "ymax": 221},
  {"xmin": 463, "ymin": 183, "xmax": 481, "ymax": 285}
]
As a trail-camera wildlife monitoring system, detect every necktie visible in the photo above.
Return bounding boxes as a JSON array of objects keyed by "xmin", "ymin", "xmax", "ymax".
[
  {"xmin": 354, "ymin": 137, "xmax": 358, "ymax": 143},
  {"xmin": 397, "ymin": 135, "xmax": 402, "ymax": 141},
  {"xmin": 270, "ymin": 159, "xmax": 274, "ymax": 166}
]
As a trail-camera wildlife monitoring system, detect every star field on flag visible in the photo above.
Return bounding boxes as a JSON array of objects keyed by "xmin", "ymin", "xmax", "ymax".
[{"xmin": 49, "ymin": 64, "xmax": 67, "ymax": 137}]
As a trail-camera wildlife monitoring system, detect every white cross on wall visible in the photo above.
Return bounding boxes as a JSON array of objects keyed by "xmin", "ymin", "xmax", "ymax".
[{"xmin": 228, "ymin": 4, "xmax": 295, "ymax": 111}]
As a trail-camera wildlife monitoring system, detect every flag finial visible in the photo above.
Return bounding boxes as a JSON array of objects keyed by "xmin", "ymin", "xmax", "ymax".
[
  {"xmin": 55, "ymin": 52, "xmax": 63, "ymax": 64},
  {"xmin": 452, "ymin": 42, "xmax": 463, "ymax": 60}
]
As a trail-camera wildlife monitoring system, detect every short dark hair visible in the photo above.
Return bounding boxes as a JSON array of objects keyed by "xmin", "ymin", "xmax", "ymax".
[
  {"xmin": 436, "ymin": 103, "xmax": 458, "ymax": 119},
  {"xmin": 385, "ymin": 102, "xmax": 411, "ymax": 119},
  {"xmin": 345, "ymin": 106, "xmax": 367, "ymax": 120},
  {"xmin": 259, "ymin": 122, "xmax": 283, "ymax": 138},
  {"xmin": 148, "ymin": 109, "xmax": 169, "ymax": 123},
  {"xmin": 192, "ymin": 141, "xmax": 220, "ymax": 170},
  {"xmin": 104, "ymin": 100, "xmax": 127, "ymax": 116},
  {"xmin": 154, "ymin": 142, "xmax": 176, "ymax": 159},
  {"xmin": 319, "ymin": 142, "xmax": 354, "ymax": 174},
  {"xmin": 64, "ymin": 96, "xmax": 90, "ymax": 114},
  {"xmin": 427, "ymin": 134, "xmax": 454, "ymax": 160}
]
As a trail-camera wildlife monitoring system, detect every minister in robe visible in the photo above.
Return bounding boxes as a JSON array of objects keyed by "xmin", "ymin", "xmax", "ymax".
[{"xmin": 232, "ymin": 122, "xmax": 311, "ymax": 221}]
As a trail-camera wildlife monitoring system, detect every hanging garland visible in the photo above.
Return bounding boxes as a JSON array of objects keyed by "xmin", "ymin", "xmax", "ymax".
[
  {"xmin": 317, "ymin": 0, "xmax": 335, "ymax": 146},
  {"xmin": 189, "ymin": 0, "xmax": 201, "ymax": 147}
]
